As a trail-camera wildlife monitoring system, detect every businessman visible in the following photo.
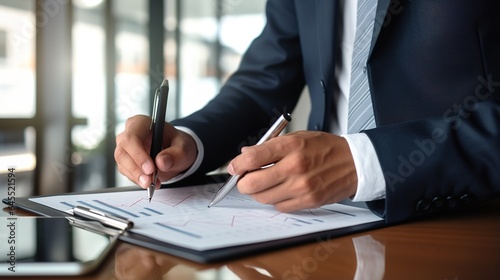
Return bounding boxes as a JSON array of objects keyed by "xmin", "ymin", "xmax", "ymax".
[{"xmin": 115, "ymin": 0, "xmax": 500, "ymax": 224}]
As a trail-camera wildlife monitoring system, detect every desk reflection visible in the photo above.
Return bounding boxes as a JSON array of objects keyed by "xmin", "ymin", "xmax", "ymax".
[
  {"xmin": 352, "ymin": 235, "xmax": 385, "ymax": 280},
  {"xmin": 110, "ymin": 199, "xmax": 500, "ymax": 280},
  {"xmin": 3, "ymin": 198, "xmax": 499, "ymax": 279},
  {"xmin": 113, "ymin": 244, "xmax": 174, "ymax": 279},
  {"xmin": 111, "ymin": 234, "xmax": 386, "ymax": 280},
  {"xmin": 112, "ymin": 243, "xmax": 218, "ymax": 280}
]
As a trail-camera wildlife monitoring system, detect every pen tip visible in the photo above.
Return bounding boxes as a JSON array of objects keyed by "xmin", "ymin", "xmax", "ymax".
[{"xmin": 149, "ymin": 198, "xmax": 151, "ymax": 203}]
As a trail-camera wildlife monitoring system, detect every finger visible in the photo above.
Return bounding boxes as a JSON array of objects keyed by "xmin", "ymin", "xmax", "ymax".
[
  {"xmin": 237, "ymin": 163, "xmax": 284, "ymax": 195},
  {"xmin": 115, "ymin": 144, "xmax": 153, "ymax": 189},
  {"xmin": 229, "ymin": 136, "xmax": 289, "ymax": 175},
  {"xmin": 273, "ymin": 197, "xmax": 307, "ymax": 213},
  {"xmin": 155, "ymin": 162, "xmax": 190, "ymax": 184},
  {"xmin": 253, "ymin": 180, "xmax": 321, "ymax": 212},
  {"xmin": 157, "ymin": 126, "xmax": 197, "ymax": 172},
  {"xmin": 240, "ymin": 162, "xmax": 325, "ymax": 209},
  {"xmin": 271, "ymin": 188, "xmax": 333, "ymax": 212},
  {"xmin": 115, "ymin": 115, "xmax": 155, "ymax": 188},
  {"xmin": 116, "ymin": 115, "xmax": 155, "ymax": 174},
  {"xmin": 267, "ymin": 177, "xmax": 352, "ymax": 212},
  {"xmin": 241, "ymin": 163, "xmax": 311, "ymax": 207},
  {"xmin": 237, "ymin": 148, "xmax": 305, "ymax": 195},
  {"xmin": 123, "ymin": 115, "xmax": 153, "ymax": 144},
  {"xmin": 246, "ymin": 179, "xmax": 296, "ymax": 206},
  {"xmin": 155, "ymin": 126, "xmax": 198, "ymax": 181}
]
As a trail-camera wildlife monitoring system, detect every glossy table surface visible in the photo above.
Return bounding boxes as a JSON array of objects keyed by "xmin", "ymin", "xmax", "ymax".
[{"xmin": 2, "ymin": 198, "xmax": 500, "ymax": 279}]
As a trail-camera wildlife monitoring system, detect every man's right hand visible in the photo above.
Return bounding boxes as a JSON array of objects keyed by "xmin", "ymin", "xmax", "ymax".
[{"xmin": 114, "ymin": 115, "xmax": 198, "ymax": 189}]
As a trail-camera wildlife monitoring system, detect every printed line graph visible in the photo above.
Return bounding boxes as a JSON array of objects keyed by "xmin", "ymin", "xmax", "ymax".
[
  {"xmin": 57, "ymin": 192, "xmax": 199, "ymax": 219},
  {"xmin": 58, "ymin": 200, "xmax": 163, "ymax": 218},
  {"xmin": 31, "ymin": 183, "xmax": 383, "ymax": 251}
]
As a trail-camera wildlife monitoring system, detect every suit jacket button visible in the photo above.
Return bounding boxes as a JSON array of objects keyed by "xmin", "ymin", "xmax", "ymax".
[
  {"xmin": 315, "ymin": 124, "xmax": 321, "ymax": 130},
  {"xmin": 416, "ymin": 199, "xmax": 431, "ymax": 213},
  {"xmin": 432, "ymin": 196, "xmax": 445, "ymax": 209},
  {"xmin": 460, "ymin": 194, "xmax": 474, "ymax": 205},
  {"xmin": 446, "ymin": 195, "xmax": 459, "ymax": 208}
]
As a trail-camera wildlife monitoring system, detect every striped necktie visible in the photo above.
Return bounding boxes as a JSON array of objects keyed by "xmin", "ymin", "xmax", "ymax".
[{"xmin": 347, "ymin": 0, "xmax": 378, "ymax": 133}]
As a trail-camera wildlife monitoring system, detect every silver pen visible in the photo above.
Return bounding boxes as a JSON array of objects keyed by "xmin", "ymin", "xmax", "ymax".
[{"xmin": 208, "ymin": 113, "xmax": 292, "ymax": 207}]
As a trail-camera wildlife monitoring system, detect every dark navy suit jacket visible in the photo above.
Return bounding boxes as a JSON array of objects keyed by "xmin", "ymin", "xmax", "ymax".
[{"xmin": 172, "ymin": 0, "xmax": 500, "ymax": 224}]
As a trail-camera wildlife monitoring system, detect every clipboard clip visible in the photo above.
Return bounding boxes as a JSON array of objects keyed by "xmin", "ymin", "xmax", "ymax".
[
  {"xmin": 67, "ymin": 206, "xmax": 134, "ymax": 232},
  {"xmin": 66, "ymin": 216, "xmax": 124, "ymax": 237}
]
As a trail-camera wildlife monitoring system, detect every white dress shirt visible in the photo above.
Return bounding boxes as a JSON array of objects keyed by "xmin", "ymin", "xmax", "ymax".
[{"xmin": 334, "ymin": 0, "xmax": 386, "ymax": 201}]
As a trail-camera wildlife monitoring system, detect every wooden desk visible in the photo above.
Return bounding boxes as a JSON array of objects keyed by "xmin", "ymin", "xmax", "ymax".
[{"xmin": 3, "ymin": 198, "xmax": 499, "ymax": 279}]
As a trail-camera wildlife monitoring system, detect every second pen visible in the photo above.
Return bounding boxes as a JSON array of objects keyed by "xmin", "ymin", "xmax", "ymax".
[{"xmin": 208, "ymin": 113, "xmax": 292, "ymax": 207}]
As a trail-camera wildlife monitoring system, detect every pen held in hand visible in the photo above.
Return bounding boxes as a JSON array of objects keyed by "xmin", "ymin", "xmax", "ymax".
[
  {"xmin": 148, "ymin": 79, "xmax": 169, "ymax": 202},
  {"xmin": 208, "ymin": 113, "xmax": 292, "ymax": 207}
]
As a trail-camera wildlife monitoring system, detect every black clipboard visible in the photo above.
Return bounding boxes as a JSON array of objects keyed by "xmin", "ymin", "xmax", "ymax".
[{"xmin": 2, "ymin": 175, "xmax": 386, "ymax": 263}]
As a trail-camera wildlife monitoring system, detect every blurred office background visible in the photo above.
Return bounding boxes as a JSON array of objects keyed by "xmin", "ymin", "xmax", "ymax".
[{"xmin": 0, "ymin": 0, "xmax": 275, "ymax": 197}]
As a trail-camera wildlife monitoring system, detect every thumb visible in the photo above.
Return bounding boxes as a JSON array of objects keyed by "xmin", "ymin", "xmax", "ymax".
[
  {"xmin": 155, "ymin": 152, "xmax": 174, "ymax": 172},
  {"xmin": 155, "ymin": 129, "xmax": 197, "ymax": 175}
]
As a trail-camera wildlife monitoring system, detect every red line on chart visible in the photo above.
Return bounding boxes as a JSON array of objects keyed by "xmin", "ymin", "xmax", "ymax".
[
  {"xmin": 230, "ymin": 210, "xmax": 283, "ymax": 219},
  {"xmin": 188, "ymin": 219, "xmax": 234, "ymax": 227},
  {"xmin": 99, "ymin": 198, "xmax": 148, "ymax": 208},
  {"xmin": 160, "ymin": 212, "xmax": 282, "ymax": 228},
  {"xmin": 120, "ymin": 198, "xmax": 148, "ymax": 207},
  {"xmin": 100, "ymin": 194, "xmax": 194, "ymax": 208},
  {"xmin": 161, "ymin": 219, "xmax": 232, "ymax": 227},
  {"xmin": 229, "ymin": 212, "xmax": 284, "ymax": 227}
]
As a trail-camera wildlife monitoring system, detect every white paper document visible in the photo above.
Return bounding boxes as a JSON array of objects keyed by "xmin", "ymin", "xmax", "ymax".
[{"xmin": 31, "ymin": 184, "xmax": 383, "ymax": 251}]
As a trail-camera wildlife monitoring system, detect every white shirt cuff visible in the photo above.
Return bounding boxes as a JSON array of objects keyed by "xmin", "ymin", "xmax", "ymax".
[
  {"xmin": 341, "ymin": 133, "xmax": 386, "ymax": 201},
  {"xmin": 163, "ymin": 126, "xmax": 204, "ymax": 184}
]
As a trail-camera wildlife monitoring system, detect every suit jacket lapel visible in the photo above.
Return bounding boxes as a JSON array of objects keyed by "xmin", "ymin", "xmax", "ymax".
[
  {"xmin": 370, "ymin": 0, "xmax": 392, "ymax": 55},
  {"xmin": 314, "ymin": 0, "xmax": 338, "ymax": 78},
  {"xmin": 313, "ymin": 0, "xmax": 339, "ymax": 132}
]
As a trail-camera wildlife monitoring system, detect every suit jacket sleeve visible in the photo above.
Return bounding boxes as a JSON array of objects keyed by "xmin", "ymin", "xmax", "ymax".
[
  {"xmin": 364, "ymin": 96, "xmax": 500, "ymax": 224},
  {"xmin": 171, "ymin": 0, "xmax": 305, "ymax": 176}
]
